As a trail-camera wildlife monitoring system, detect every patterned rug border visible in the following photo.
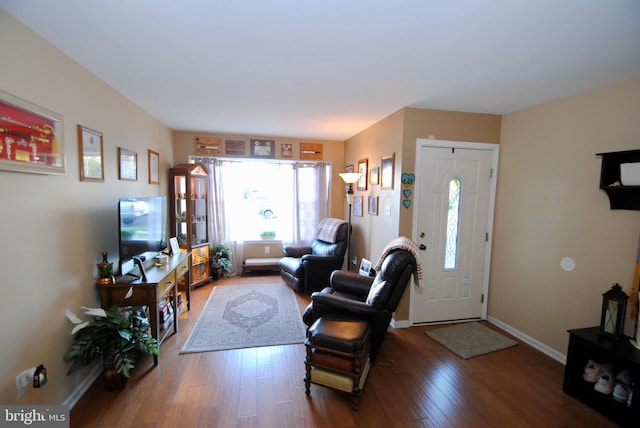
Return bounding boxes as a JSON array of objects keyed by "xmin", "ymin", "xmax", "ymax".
[
  {"xmin": 425, "ymin": 322, "xmax": 517, "ymax": 360},
  {"xmin": 180, "ymin": 283, "xmax": 306, "ymax": 354}
]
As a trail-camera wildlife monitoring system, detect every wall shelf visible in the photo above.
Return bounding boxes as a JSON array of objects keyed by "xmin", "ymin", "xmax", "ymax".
[{"xmin": 597, "ymin": 149, "xmax": 640, "ymax": 210}]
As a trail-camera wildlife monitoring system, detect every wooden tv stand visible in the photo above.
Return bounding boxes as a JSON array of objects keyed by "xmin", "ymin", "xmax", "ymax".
[{"xmin": 96, "ymin": 251, "xmax": 191, "ymax": 365}]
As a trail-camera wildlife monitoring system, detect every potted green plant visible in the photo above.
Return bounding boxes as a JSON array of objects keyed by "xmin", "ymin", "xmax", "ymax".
[
  {"xmin": 64, "ymin": 287, "xmax": 159, "ymax": 389},
  {"xmin": 210, "ymin": 243, "xmax": 232, "ymax": 279},
  {"xmin": 259, "ymin": 230, "xmax": 276, "ymax": 240}
]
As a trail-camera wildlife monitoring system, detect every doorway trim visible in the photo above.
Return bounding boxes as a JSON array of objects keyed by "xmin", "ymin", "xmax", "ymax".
[{"xmin": 409, "ymin": 139, "xmax": 500, "ymax": 326}]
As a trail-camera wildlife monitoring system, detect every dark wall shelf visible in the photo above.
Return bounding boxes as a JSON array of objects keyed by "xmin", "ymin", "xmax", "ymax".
[{"xmin": 597, "ymin": 149, "xmax": 640, "ymax": 210}]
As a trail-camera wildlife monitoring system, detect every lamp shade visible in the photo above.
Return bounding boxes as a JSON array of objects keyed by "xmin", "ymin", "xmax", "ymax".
[{"xmin": 339, "ymin": 173, "xmax": 361, "ymax": 184}]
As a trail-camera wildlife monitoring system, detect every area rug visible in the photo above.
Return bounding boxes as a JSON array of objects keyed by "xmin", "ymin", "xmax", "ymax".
[
  {"xmin": 180, "ymin": 283, "xmax": 307, "ymax": 353},
  {"xmin": 425, "ymin": 322, "xmax": 517, "ymax": 360}
]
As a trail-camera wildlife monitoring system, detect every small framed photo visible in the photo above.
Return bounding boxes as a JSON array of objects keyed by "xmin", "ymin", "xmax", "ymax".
[
  {"xmin": 281, "ymin": 143, "xmax": 292, "ymax": 158},
  {"xmin": 118, "ymin": 147, "xmax": 137, "ymax": 181},
  {"xmin": 381, "ymin": 153, "xmax": 395, "ymax": 189},
  {"xmin": 345, "ymin": 164, "xmax": 354, "ymax": 173},
  {"xmin": 148, "ymin": 149, "xmax": 159, "ymax": 184},
  {"xmin": 0, "ymin": 90, "xmax": 66, "ymax": 175},
  {"xmin": 78, "ymin": 125, "xmax": 104, "ymax": 182},
  {"xmin": 225, "ymin": 139, "xmax": 246, "ymax": 156},
  {"xmin": 357, "ymin": 159, "xmax": 368, "ymax": 190},
  {"xmin": 353, "ymin": 196, "xmax": 363, "ymax": 217},
  {"xmin": 300, "ymin": 142, "xmax": 323, "ymax": 160},
  {"xmin": 368, "ymin": 196, "xmax": 379, "ymax": 215},
  {"xmin": 169, "ymin": 237, "xmax": 180, "ymax": 255},
  {"xmin": 359, "ymin": 258, "xmax": 372, "ymax": 277},
  {"xmin": 250, "ymin": 139, "xmax": 275, "ymax": 158},
  {"xmin": 194, "ymin": 137, "xmax": 221, "ymax": 155},
  {"xmin": 369, "ymin": 166, "xmax": 379, "ymax": 185}
]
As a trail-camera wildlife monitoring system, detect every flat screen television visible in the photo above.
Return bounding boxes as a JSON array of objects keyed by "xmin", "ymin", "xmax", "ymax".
[{"xmin": 118, "ymin": 196, "xmax": 168, "ymax": 276}]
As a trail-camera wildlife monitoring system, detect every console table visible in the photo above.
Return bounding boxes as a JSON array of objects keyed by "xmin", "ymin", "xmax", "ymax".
[
  {"xmin": 563, "ymin": 327, "xmax": 639, "ymax": 426},
  {"xmin": 96, "ymin": 251, "xmax": 191, "ymax": 365}
]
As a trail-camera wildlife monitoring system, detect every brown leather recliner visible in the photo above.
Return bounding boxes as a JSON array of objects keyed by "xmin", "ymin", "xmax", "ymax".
[
  {"xmin": 279, "ymin": 220, "xmax": 349, "ymax": 294},
  {"xmin": 302, "ymin": 248, "xmax": 416, "ymax": 360}
]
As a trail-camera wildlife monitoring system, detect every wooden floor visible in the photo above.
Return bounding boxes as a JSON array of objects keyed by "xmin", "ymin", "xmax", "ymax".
[{"xmin": 70, "ymin": 274, "xmax": 616, "ymax": 427}]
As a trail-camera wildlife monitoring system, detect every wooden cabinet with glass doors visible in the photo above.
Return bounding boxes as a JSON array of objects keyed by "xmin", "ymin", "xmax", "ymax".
[{"xmin": 169, "ymin": 163, "xmax": 211, "ymax": 287}]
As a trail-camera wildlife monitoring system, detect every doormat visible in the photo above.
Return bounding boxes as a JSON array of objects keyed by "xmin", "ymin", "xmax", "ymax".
[
  {"xmin": 180, "ymin": 283, "xmax": 306, "ymax": 353},
  {"xmin": 425, "ymin": 322, "xmax": 517, "ymax": 360}
]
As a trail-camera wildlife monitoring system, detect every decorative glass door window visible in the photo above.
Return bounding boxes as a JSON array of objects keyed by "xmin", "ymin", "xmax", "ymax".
[{"xmin": 445, "ymin": 178, "xmax": 461, "ymax": 270}]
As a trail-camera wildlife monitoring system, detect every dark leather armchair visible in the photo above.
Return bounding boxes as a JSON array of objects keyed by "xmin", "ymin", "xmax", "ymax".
[
  {"xmin": 302, "ymin": 249, "xmax": 416, "ymax": 360},
  {"xmin": 279, "ymin": 219, "xmax": 349, "ymax": 294}
]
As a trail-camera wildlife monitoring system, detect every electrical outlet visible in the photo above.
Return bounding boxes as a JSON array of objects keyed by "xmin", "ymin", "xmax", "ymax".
[
  {"xmin": 15, "ymin": 368, "xmax": 32, "ymax": 398},
  {"xmin": 264, "ymin": 246, "xmax": 270, "ymax": 254}
]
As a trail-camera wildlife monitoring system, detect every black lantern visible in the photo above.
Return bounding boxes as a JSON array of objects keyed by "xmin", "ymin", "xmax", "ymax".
[
  {"xmin": 599, "ymin": 283, "xmax": 628, "ymax": 340},
  {"xmin": 33, "ymin": 364, "xmax": 47, "ymax": 388}
]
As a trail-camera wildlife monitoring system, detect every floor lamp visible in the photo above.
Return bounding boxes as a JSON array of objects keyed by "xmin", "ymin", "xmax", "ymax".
[{"xmin": 338, "ymin": 172, "xmax": 361, "ymax": 271}]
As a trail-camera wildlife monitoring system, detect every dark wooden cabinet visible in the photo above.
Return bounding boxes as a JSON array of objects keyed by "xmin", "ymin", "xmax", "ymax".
[
  {"xmin": 597, "ymin": 149, "xmax": 640, "ymax": 210},
  {"xmin": 169, "ymin": 163, "xmax": 211, "ymax": 287},
  {"xmin": 563, "ymin": 327, "xmax": 639, "ymax": 426}
]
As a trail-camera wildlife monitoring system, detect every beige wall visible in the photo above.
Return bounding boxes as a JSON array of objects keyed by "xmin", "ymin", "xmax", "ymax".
[
  {"xmin": 173, "ymin": 131, "xmax": 345, "ymax": 220},
  {"xmin": 490, "ymin": 76, "xmax": 640, "ymax": 354},
  {"xmin": 344, "ymin": 109, "xmax": 405, "ymax": 268},
  {"xmin": 0, "ymin": 10, "xmax": 174, "ymax": 405}
]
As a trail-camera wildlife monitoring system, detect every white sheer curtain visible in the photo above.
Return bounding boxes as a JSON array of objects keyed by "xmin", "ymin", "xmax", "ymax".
[
  {"xmin": 192, "ymin": 157, "xmax": 242, "ymax": 276},
  {"xmin": 292, "ymin": 162, "xmax": 329, "ymax": 245}
]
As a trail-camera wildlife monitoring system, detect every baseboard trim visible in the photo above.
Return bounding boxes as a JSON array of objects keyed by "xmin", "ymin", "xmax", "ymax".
[
  {"xmin": 391, "ymin": 318, "xmax": 411, "ymax": 329},
  {"xmin": 62, "ymin": 364, "xmax": 101, "ymax": 409},
  {"xmin": 487, "ymin": 316, "xmax": 567, "ymax": 365}
]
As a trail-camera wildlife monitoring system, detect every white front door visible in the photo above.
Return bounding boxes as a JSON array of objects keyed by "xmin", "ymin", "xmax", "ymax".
[{"xmin": 411, "ymin": 141, "xmax": 498, "ymax": 324}]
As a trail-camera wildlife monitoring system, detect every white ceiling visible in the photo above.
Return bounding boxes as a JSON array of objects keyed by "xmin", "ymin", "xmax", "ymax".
[{"xmin": 2, "ymin": 0, "xmax": 639, "ymax": 140}]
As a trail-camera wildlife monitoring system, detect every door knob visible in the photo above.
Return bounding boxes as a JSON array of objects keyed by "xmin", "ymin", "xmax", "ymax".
[{"xmin": 419, "ymin": 244, "xmax": 427, "ymax": 251}]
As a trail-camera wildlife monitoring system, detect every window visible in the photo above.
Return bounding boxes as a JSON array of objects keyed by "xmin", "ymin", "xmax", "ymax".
[
  {"xmin": 193, "ymin": 157, "xmax": 330, "ymax": 244},
  {"xmin": 445, "ymin": 178, "xmax": 461, "ymax": 270},
  {"xmin": 225, "ymin": 162, "xmax": 295, "ymax": 241}
]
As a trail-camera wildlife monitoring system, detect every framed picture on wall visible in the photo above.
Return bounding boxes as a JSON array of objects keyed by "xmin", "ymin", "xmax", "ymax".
[
  {"xmin": 353, "ymin": 196, "xmax": 363, "ymax": 217},
  {"xmin": 368, "ymin": 195, "xmax": 379, "ymax": 215},
  {"xmin": 78, "ymin": 125, "xmax": 104, "ymax": 182},
  {"xmin": 357, "ymin": 159, "xmax": 368, "ymax": 190},
  {"xmin": 381, "ymin": 153, "xmax": 395, "ymax": 189},
  {"xmin": 250, "ymin": 139, "xmax": 275, "ymax": 158},
  {"xmin": 0, "ymin": 90, "xmax": 66, "ymax": 175},
  {"xmin": 369, "ymin": 166, "xmax": 380, "ymax": 185},
  {"xmin": 118, "ymin": 147, "xmax": 137, "ymax": 181},
  {"xmin": 225, "ymin": 139, "xmax": 246, "ymax": 156},
  {"xmin": 148, "ymin": 149, "xmax": 159, "ymax": 184}
]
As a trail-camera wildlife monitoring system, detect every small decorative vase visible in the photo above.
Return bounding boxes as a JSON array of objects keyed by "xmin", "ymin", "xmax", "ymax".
[{"xmin": 97, "ymin": 251, "xmax": 114, "ymax": 285}]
